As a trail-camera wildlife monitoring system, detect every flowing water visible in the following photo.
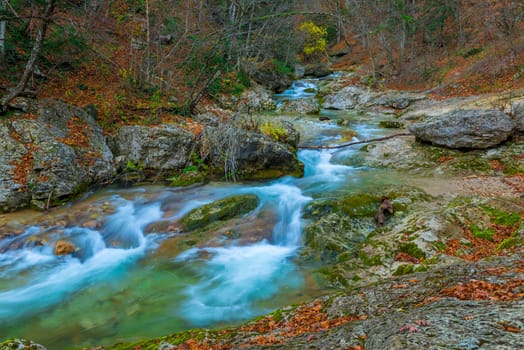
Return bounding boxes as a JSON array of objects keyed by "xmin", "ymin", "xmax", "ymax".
[{"xmin": 0, "ymin": 81, "xmax": 399, "ymax": 349}]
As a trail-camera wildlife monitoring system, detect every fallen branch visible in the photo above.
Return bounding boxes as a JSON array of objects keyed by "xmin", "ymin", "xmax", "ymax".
[{"xmin": 298, "ymin": 132, "xmax": 412, "ymax": 150}]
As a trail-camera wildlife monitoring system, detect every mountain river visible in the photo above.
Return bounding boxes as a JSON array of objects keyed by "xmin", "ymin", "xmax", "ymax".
[{"xmin": 0, "ymin": 80, "xmax": 401, "ymax": 349}]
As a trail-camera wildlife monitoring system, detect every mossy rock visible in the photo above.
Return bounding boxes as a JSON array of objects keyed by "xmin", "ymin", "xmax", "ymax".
[
  {"xmin": 470, "ymin": 224, "xmax": 495, "ymax": 241},
  {"xmin": 393, "ymin": 264, "xmax": 414, "ymax": 276},
  {"xmin": 497, "ymin": 233, "xmax": 524, "ymax": 251},
  {"xmin": 302, "ymin": 213, "xmax": 374, "ymax": 263},
  {"xmin": 169, "ymin": 171, "xmax": 207, "ymax": 187},
  {"xmin": 379, "ymin": 120, "xmax": 404, "ymax": 129},
  {"xmin": 305, "ymin": 186, "xmax": 427, "ymax": 220},
  {"xmin": 397, "ymin": 242, "xmax": 426, "ymax": 259},
  {"xmin": 180, "ymin": 194, "xmax": 259, "ymax": 231}
]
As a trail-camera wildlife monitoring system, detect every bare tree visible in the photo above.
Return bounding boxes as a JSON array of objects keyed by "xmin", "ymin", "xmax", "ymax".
[{"xmin": 0, "ymin": 0, "xmax": 55, "ymax": 112}]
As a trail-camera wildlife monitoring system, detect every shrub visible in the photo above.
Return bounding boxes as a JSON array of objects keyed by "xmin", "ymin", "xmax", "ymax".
[{"xmin": 298, "ymin": 21, "xmax": 327, "ymax": 60}]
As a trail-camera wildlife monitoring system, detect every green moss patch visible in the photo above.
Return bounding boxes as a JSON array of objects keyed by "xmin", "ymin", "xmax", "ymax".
[
  {"xmin": 393, "ymin": 264, "xmax": 414, "ymax": 276},
  {"xmin": 470, "ymin": 224, "xmax": 495, "ymax": 241},
  {"xmin": 481, "ymin": 205, "xmax": 522, "ymax": 226},
  {"xmin": 398, "ymin": 242, "xmax": 426, "ymax": 259}
]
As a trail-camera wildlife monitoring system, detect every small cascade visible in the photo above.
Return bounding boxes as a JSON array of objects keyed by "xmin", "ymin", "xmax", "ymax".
[
  {"xmin": 176, "ymin": 180, "xmax": 311, "ymax": 326},
  {"xmin": 274, "ymin": 80, "xmax": 317, "ymax": 101},
  {"xmin": 0, "ymin": 197, "xmax": 163, "ymax": 322}
]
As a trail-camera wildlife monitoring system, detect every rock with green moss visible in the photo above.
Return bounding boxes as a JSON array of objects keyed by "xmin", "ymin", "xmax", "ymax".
[
  {"xmin": 304, "ymin": 186, "xmax": 426, "ymax": 221},
  {"xmin": 393, "ymin": 264, "xmax": 414, "ymax": 276},
  {"xmin": 204, "ymin": 125, "xmax": 304, "ymax": 181},
  {"xmin": 398, "ymin": 242, "xmax": 426, "ymax": 259},
  {"xmin": 278, "ymin": 99, "xmax": 320, "ymax": 115},
  {"xmin": 302, "ymin": 213, "xmax": 374, "ymax": 263},
  {"xmin": 379, "ymin": 120, "xmax": 404, "ymax": 129},
  {"xmin": 180, "ymin": 194, "xmax": 259, "ymax": 231},
  {"xmin": 169, "ymin": 171, "xmax": 207, "ymax": 187}
]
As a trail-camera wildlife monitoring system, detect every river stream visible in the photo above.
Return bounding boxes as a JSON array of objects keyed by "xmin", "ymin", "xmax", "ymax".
[{"xmin": 0, "ymin": 80, "xmax": 400, "ymax": 349}]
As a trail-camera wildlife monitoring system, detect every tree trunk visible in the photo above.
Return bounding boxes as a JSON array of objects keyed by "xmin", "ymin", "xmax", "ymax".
[
  {"xmin": 0, "ymin": 0, "xmax": 6, "ymax": 62},
  {"xmin": 0, "ymin": 0, "xmax": 55, "ymax": 112}
]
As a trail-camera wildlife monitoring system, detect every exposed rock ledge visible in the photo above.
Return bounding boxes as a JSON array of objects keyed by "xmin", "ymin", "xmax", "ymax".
[{"xmin": 0, "ymin": 99, "xmax": 303, "ymax": 213}]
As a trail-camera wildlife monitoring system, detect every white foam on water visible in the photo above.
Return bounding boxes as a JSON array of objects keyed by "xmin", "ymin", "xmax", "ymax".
[
  {"xmin": 178, "ymin": 242, "xmax": 299, "ymax": 325},
  {"xmin": 0, "ymin": 198, "xmax": 163, "ymax": 321},
  {"xmin": 275, "ymin": 80, "xmax": 318, "ymax": 101}
]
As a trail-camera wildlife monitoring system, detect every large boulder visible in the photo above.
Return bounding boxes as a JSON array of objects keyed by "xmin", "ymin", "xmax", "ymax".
[
  {"xmin": 409, "ymin": 109, "xmax": 516, "ymax": 149},
  {"xmin": 303, "ymin": 62, "xmax": 332, "ymax": 78},
  {"xmin": 278, "ymin": 99, "xmax": 320, "ymax": 115},
  {"xmin": 250, "ymin": 61, "xmax": 293, "ymax": 93},
  {"xmin": 0, "ymin": 99, "xmax": 115, "ymax": 212},
  {"xmin": 109, "ymin": 125, "xmax": 195, "ymax": 176},
  {"xmin": 203, "ymin": 125, "xmax": 304, "ymax": 180},
  {"xmin": 322, "ymin": 85, "xmax": 371, "ymax": 110}
]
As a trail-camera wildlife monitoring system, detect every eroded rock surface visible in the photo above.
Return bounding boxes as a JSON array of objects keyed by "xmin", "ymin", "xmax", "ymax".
[
  {"xmin": 409, "ymin": 109, "xmax": 515, "ymax": 149},
  {"xmin": 0, "ymin": 99, "xmax": 115, "ymax": 212}
]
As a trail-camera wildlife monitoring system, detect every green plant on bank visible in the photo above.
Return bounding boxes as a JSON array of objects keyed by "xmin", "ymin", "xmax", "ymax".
[
  {"xmin": 124, "ymin": 161, "xmax": 143, "ymax": 172},
  {"xmin": 169, "ymin": 153, "xmax": 208, "ymax": 187},
  {"xmin": 481, "ymin": 205, "xmax": 522, "ymax": 226},
  {"xmin": 398, "ymin": 242, "xmax": 426, "ymax": 259},
  {"xmin": 208, "ymin": 74, "xmax": 246, "ymax": 98},
  {"xmin": 271, "ymin": 59, "xmax": 294, "ymax": 75},
  {"xmin": 470, "ymin": 224, "xmax": 495, "ymax": 241}
]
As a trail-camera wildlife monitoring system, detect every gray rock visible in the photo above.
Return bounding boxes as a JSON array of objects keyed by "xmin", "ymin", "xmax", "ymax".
[
  {"xmin": 512, "ymin": 100, "xmax": 524, "ymax": 133},
  {"xmin": 322, "ymin": 85, "xmax": 367, "ymax": 110},
  {"xmin": 371, "ymin": 91, "xmax": 426, "ymax": 110},
  {"xmin": 0, "ymin": 124, "xmax": 31, "ymax": 212},
  {"xmin": 321, "ymin": 84, "xmax": 383, "ymax": 110},
  {"xmin": 278, "ymin": 98, "xmax": 320, "ymax": 115},
  {"xmin": 219, "ymin": 84, "xmax": 276, "ymax": 112},
  {"xmin": 203, "ymin": 125, "xmax": 304, "ymax": 179},
  {"xmin": 409, "ymin": 109, "xmax": 515, "ymax": 149},
  {"xmin": 294, "ymin": 64, "xmax": 306, "ymax": 79},
  {"xmin": 251, "ymin": 63, "xmax": 293, "ymax": 93},
  {"xmin": 0, "ymin": 99, "xmax": 115, "ymax": 212},
  {"xmin": 303, "ymin": 62, "xmax": 332, "ymax": 78},
  {"xmin": 109, "ymin": 125, "xmax": 195, "ymax": 175},
  {"xmin": 0, "ymin": 339, "xmax": 47, "ymax": 350}
]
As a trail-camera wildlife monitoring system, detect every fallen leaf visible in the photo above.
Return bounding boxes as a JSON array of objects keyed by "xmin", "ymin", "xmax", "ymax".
[
  {"xmin": 399, "ymin": 324, "xmax": 419, "ymax": 333},
  {"xmin": 499, "ymin": 322, "xmax": 522, "ymax": 333},
  {"xmin": 415, "ymin": 319, "xmax": 430, "ymax": 326}
]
